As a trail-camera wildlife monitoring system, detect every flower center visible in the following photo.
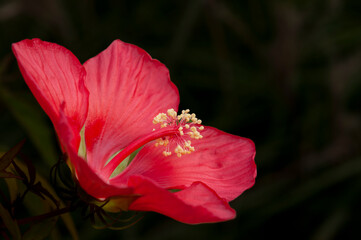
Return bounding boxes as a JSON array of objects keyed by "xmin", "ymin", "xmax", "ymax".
[
  {"xmin": 152, "ymin": 109, "xmax": 204, "ymax": 157},
  {"xmin": 101, "ymin": 109, "xmax": 204, "ymax": 179}
]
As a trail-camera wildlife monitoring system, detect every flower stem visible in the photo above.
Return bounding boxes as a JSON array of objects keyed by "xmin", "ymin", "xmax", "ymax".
[{"xmin": 0, "ymin": 206, "xmax": 72, "ymax": 229}]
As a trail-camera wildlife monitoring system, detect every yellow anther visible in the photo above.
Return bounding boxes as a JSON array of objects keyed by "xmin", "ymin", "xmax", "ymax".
[
  {"xmin": 155, "ymin": 138, "xmax": 169, "ymax": 147},
  {"xmin": 174, "ymin": 144, "xmax": 183, "ymax": 153},
  {"xmin": 178, "ymin": 127, "xmax": 184, "ymax": 136},
  {"xmin": 163, "ymin": 151, "xmax": 172, "ymax": 156},
  {"xmin": 167, "ymin": 108, "xmax": 177, "ymax": 119},
  {"xmin": 153, "ymin": 113, "xmax": 167, "ymax": 124},
  {"xmin": 182, "ymin": 109, "xmax": 190, "ymax": 114}
]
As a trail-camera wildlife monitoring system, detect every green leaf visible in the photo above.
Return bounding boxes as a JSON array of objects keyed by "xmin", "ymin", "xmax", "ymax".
[
  {"xmin": 22, "ymin": 217, "xmax": 58, "ymax": 240},
  {"xmin": 0, "ymin": 202, "xmax": 21, "ymax": 240},
  {"xmin": 0, "ymin": 140, "xmax": 25, "ymax": 171}
]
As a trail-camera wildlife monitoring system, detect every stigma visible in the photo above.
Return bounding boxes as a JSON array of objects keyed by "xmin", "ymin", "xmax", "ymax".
[{"xmin": 153, "ymin": 109, "xmax": 204, "ymax": 157}]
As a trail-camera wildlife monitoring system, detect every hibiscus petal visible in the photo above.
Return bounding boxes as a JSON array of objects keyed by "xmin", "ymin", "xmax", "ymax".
[
  {"xmin": 12, "ymin": 39, "xmax": 88, "ymax": 151},
  {"xmin": 11, "ymin": 39, "xmax": 128, "ymax": 201},
  {"xmin": 112, "ymin": 127, "xmax": 256, "ymax": 202},
  {"xmin": 83, "ymin": 40, "xmax": 179, "ymax": 172},
  {"xmin": 56, "ymin": 108, "xmax": 133, "ymax": 199},
  {"xmin": 128, "ymin": 175, "xmax": 235, "ymax": 224},
  {"xmin": 70, "ymin": 153, "xmax": 133, "ymax": 199}
]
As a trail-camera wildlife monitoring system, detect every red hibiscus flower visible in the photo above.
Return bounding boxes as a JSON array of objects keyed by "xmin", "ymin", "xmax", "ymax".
[{"xmin": 12, "ymin": 39, "xmax": 256, "ymax": 224}]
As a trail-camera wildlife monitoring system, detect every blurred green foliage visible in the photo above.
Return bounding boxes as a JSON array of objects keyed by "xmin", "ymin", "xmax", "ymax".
[{"xmin": 0, "ymin": 0, "xmax": 361, "ymax": 239}]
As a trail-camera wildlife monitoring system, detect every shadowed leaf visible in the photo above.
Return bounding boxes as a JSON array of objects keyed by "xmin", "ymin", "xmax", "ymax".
[
  {"xmin": 4, "ymin": 177, "xmax": 19, "ymax": 204},
  {"xmin": 22, "ymin": 217, "xmax": 58, "ymax": 240},
  {"xmin": 23, "ymin": 157, "xmax": 36, "ymax": 185},
  {"xmin": 0, "ymin": 140, "xmax": 24, "ymax": 171},
  {"xmin": 14, "ymin": 160, "xmax": 78, "ymax": 240},
  {"xmin": 0, "ymin": 202, "xmax": 21, "ymax": 240},
  {"xmin": 0, "ymin": 170, "xmax": 20, "ymax": 179},
  {"xmin": 0, "ymin": 89, "xmax": 57, "ymax": 168}
]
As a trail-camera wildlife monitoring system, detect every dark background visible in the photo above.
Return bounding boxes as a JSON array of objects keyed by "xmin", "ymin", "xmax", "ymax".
[{"xmin": 1, "ymin": 0, "xmax": 361, "ymax": 239}]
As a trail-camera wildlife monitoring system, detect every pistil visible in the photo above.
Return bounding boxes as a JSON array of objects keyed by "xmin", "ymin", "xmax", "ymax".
[{"xmin": 101, "ymin": 109, "xmax": 204, "ymax": 180}]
